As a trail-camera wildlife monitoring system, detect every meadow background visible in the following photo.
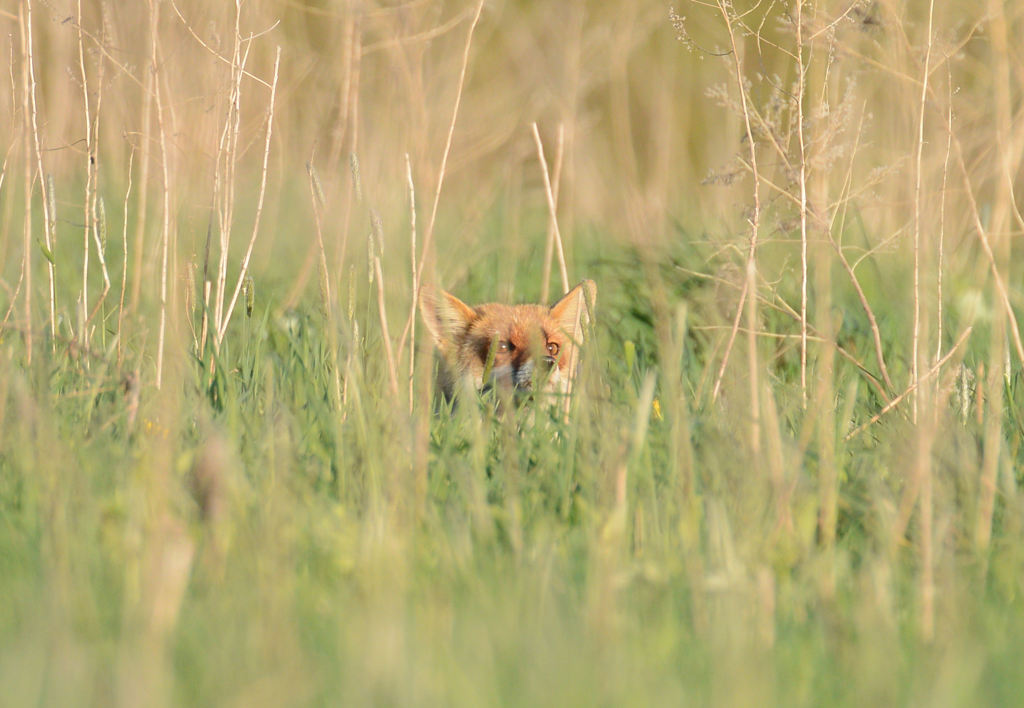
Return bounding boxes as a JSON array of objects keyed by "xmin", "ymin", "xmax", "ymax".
[{"xmin": 2, "ymin": 0, "xmax": 1024, "ymax": 705}]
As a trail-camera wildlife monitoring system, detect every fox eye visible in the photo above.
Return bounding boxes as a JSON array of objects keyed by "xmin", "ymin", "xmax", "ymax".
[
  {"xmin": 496, "ymin": 340, "xmax": 514, "ymax": 353},
  {"xmin": 546, "ymin": 342, "xmax": 560, "ymax": 357}
]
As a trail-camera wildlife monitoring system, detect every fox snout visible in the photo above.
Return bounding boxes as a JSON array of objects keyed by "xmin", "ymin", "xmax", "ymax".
[{"xmin": 489, "ymin": 354, "xmax": 558, "ymax": 392}]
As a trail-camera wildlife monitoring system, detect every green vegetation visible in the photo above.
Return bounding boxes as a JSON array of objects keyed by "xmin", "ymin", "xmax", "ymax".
[{"xmin": 2, "ymin": 1, "xmax": 1024, "ymax": 705}]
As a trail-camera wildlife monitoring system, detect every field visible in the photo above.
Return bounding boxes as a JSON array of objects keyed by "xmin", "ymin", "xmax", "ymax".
[{"xmin": 2, "ymin": 0, "xmax": 1024, "ymax": 705}]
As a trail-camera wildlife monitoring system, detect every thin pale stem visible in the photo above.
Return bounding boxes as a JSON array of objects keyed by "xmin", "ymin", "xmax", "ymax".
[
  {"xmin": 711, "ymin": 1, "xmax": 762, "ymax": 460},
  {"xmin": 117, "ymin": 149, "xmax": 135, "ymax": 365},
  {"xmin": 77, "ymin": 0, "xmax": 93, "ymax": 343},
  {"xmin": 406, "ymin": 0, "xmax": 485, "ymax": 344},
  {"xmin": 976, "ymin": 0, "xmax": 1017, "ymax": 558},
  {"xmin": 308, "ymin": 163, "xmax": 333, "ymax": 318},
  {"xmin": 796, "ymin": 0, "xmax": 808, "ymax": 408},
  {"xmin": 151, "ymin": 0, "xmax": 171, "ymax": 389},
  {"xmin": 936, "ymin": 66, "xmax": 952, "ymax": 364},
  {"xmin": 374, "ymin": 252, "xmax": 400, "ymax": 399},
  {"xmin": 540, "ymin": 123, "xmax": 565, "ymax": 304},
  {"xmin": 85, "ymin": 51, "xmax": 110, "ymax": 333},
  {"xmin": 217, "ymin": 46, "xmax": 281, "ymax": 346},
  {"xmin": 18, "ymin": 4, "xmax": 32, "ymax": 363},
  {"xmin": 912, "ymin": 0, "xmax": 937, "ymax": 640},
  {"xmin": 128, "ymin": 6, "xmax": 155, "ymax": 320},
  {"xmin": 406, "ymin": 153, "xmax": 418, "ymax": 413},
  {"xmin": 532, "ymin": 122, "xmax": 570, "ymax": 296},
  {"xmin": 952, "ymin": 135, "xmax": 1024, "ymax": 367},
  {"xmin": 25, "ymin": 0, "xmax": 55, "ymax": 350},
  {"xmin": 307, "ymin": 163, "xmax": 341, "ymax": 412},
  {"xmin": 213, "ymin": 0, "xmax": 246, "ymax": 340},
  {"xmin": 911, "ymin": 0, "xmax": 936, "ymax": 424}
]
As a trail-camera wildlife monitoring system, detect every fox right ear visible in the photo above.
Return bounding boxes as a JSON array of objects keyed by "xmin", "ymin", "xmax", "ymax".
[
  {"xmin": 419, "ymin": 285, "xmax": 477, "ymax": 350},
  {"xmin": 549, "ymin": 279, "xmax": 597, "ymax": 340}
]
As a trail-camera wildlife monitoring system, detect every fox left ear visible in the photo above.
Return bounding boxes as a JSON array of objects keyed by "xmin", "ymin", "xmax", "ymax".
[
  {"xmin": 549, "ymin": 279, "xmax": 597, "ymax": 341},
  {"xmin": 419, "ymin": 284, "xmax": 478, "ymax": 352}
]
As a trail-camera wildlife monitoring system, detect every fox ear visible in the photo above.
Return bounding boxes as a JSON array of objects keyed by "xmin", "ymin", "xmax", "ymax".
[
  {"xmin": 419, "ymin": 285, "xmax": 478, "ymax": 350},
  {"xmin": 549, "ymin": 279, "xmax": 597, "ymax": 339}
]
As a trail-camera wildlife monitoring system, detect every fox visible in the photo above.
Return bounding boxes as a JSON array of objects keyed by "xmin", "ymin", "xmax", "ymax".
[{"xmin": 419, "ymin": 280, "xmax": 597, "ymax": 403}]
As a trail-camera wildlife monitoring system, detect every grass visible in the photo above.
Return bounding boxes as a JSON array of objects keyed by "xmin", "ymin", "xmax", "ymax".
[{"xmin": 3, "ymin": 0, "xmax": 1024, "ymax": 705}]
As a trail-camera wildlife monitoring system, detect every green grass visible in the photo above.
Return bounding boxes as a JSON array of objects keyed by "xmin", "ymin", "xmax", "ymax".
[{"xmin": 1, "ymin": 224, "xmax": 1023, "ymax": 706}]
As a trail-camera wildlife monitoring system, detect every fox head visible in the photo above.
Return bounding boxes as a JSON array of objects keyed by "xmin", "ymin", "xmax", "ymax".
[{"xmin": 420, "ymin": 280, "xmax": 596, "ymax": 401}]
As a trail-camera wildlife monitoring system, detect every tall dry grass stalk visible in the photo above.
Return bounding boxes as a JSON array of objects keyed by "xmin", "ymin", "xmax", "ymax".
[
  {"xmin": 975, "ymin": 0, "xmax": 1019, "ymax": 557},
  {"xmin": 307, "ymin": 162, "xmax": 333, "ymax": 319},
  {"xmin": 128, "ymin": 6, "xmax": 154, "ymax": 326},
  {"xmin": 911, "ymin": 0, "xmax": 937, "ymax": 425},
  {"xmin": 306, "ymin": 157, "xmax": 343, "ymax": 411},
  {"xmin": 532, "ymin": 122, "xmax": 570, "ymax": 298},
  {"xmin": 539, "ymin": 123, "xmax": 565, "ymax": 304},
  {"xmin": 812, "ymin": 146, "xmax": 837, "ymax": 577},
  {"xmin": 402, "ymin": 0, "xmax": 485, "ymax": 361},
  {"xmin": 152, "ymin": 0, "xmax": 171, "ymax": 389},
  {"xmin": 331, "ymin": 16, "xmax": 361, "ymax": 296},
  {"xmin": 84, "ymin": 6, "xmax": 112, "ymax": 338},
  {"xmin": 795, "ymin": 0, "xmax": 809, "ymax": 408},
  {"xmin": 24, "ymin": 0, "xmax": 55, "ymax": 350},
  {"xmin": 117, "ymin": 149, "xmax": 134, "ymax": 365},
  {"xmin": 710, "ymin": 0, "xmax": 762, "ymax": 455},
  {"xmin": 216, "ymin": 46, "xmax": 280, "ymax": 347},
  {"xmin": 17, "ymin": 4, "xmax": 32, "ymax": 363},
  {"xmin": 935, "ymin": 65, "xmax": 952, "ymax": 364},
  {"xmin": 209, "ymin": 0, "xmax": 247, "ymax": 353},
  {"xmin": 910, "ymin": 0, "xmax": 938, "ymax": 641},
  {"xmin": 75, "ymin": 0, "xmax": 98, "ymax": 342},
  {"xmin": 325, "ymin": 9, "xmax": 358, "ymax": 178},
  {"xmin": 0, "ymin": 103, "xmax": 17, "ymax": 334},
  {"xmin": 405, "ymin": 153, "xmax": 418, "ymax": 412},
  {"xmin": 372, "ymin": 225, "xmax": 400, "ymax": 400}
]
